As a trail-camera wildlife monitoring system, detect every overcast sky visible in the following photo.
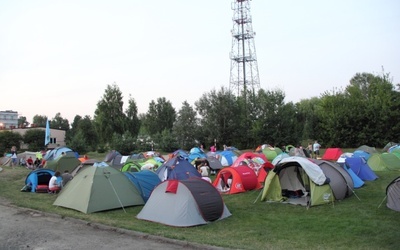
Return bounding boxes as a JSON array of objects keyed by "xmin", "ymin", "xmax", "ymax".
[{"xmin": 1, "ymin": 0, "xmax": 399, "ymax": 123}]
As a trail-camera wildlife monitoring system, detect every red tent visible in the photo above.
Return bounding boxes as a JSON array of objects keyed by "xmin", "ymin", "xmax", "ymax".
[
  {"xmin": 212, "ymin": 166, "xmax": 262, "ymax": 194},
  {"xmin": 322, "ymin": 148, "xmax": 343, "ymax": 161}
]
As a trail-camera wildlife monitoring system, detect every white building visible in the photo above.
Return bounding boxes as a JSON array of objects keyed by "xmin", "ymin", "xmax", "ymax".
[{"xmin": 0, "ymin": 110, "xmax": 19, "ymax": 129}]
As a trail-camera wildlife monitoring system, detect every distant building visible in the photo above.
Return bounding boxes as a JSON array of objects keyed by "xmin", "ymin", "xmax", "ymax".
[
  {"xmin": 0, "ymin": 110, "xmax": 19, "ymax": 129},
  {"xmin": 11, "ymin": 127, "xmax": 66, "ymax": 150}
]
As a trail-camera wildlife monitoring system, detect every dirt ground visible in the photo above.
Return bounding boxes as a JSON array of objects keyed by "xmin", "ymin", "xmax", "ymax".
[{"xmin": 0, "ymin": 198, "xmax": 225, "ymax": 250}]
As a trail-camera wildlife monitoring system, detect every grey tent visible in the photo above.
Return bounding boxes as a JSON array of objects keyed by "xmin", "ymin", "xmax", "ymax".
[
  {"xmin": 386, "ymin": 176, "xmax": 400, "ymax": 212},
  {"xmin": 313, "ymin": 159, "xmax": 354, "ymax": 200},
  {"xmin": 137, "ymin": 179, "xmax": 231, "ymax": 227}
]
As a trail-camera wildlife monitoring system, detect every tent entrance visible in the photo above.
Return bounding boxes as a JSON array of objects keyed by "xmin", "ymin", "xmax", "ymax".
[{"xmin": 279, "ymin": 166, "xmax": 310, "ymax": 206}]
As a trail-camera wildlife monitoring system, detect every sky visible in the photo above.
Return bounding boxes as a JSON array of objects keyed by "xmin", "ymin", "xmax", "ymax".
[{"xmin": 1, "ymin": 0, "xmax": 399, "ymax": 124}]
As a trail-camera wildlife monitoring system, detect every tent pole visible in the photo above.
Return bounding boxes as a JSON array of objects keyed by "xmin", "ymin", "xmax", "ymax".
[
  {"xmin": 107, "ymin": 178, "xmax": 127, "ymax": 213},
  {"xmin": 347, "ymin": 184, "xmax": 361, "ymax": 201},
  {"xmin": 253, "ymin": 190, "xmax": 263, "ymax": 204},
  {"xmin": 377, "ymin": 195, "xmax": 387, "ymax": 208}
]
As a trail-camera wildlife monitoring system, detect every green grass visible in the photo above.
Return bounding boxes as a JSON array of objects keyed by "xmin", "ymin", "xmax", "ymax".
[{"xmin": 1, "ymin": 161, "xmax": 399, "ymax": 249}]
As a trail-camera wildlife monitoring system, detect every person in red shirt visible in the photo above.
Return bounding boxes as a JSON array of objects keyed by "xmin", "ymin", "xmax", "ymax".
[{"xmin": 26, "ymin": 157, "xmax": 34, "ymax": 170}]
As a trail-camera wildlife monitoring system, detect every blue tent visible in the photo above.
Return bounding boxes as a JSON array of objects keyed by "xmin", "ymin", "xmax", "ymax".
[
  {"xmin": 44, "ymin": 146, "xmax": 74, "ymax": 161},
  {"xmin": 345, "ymin": 157, "xmax": 378, "ymax": 181},
  {"xmin": 25, "ymin": 169, "xmax": 55, "ymax": 192},
  {"xmin": 353, "ymin": 150, "xmax": 371, "ymax": 161},
  {"xmin": 188, "ymin": 147, "xmax": 206, "ymax": 163},
  {"xmin": 337, "ymin": 162, "xmax": 364, "ymax": 188},
  {"xmin": 124, "ymin": 170, "xmax": 161, "ymax": 202},
  {"xmin": 156, "ymin": 156, "xmax": 201, "ymax": 181}
]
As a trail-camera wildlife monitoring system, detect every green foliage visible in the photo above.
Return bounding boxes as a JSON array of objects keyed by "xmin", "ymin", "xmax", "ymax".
[
  {"xmin": 50, "ymin": 112, "xmax": 70, "ymax": 131},
  {"xmin": 156, "ymin": 129, "xmax": 179, "ymax": 152},
  {"xmin": 172, "ymin": 101, "xmax": 199, "ymax": 150},
  {"xmin": 195, "ymin": 87, "xmax": 239, "ymax": 148},
  {"xmin": 18, "ymin": 116, "xmax": 29, "ymax": 127},
  {"xmin": 94, "ymin": 84, "xmax": 127, "ymax": 144},
  {"xmin": 23, "ymin": 129, "xmax": 45, "ymax": 151},
  {"xmin": 109, "ymin": 131, "xmax": 137, "ymax": 155},
  {"xmin": 143, "ymin": 97, "xmax": 176, "ymax": 136},
  {"xmin": 32, "ymin": 115, "xmax": 47, "ymax": 127},
  {"xmin": 125, "ymin": 96, "xmax": 141, "ymax": 138},
  {"xmin": 0, "ymin": 131, "xmax": 22, "ymax": 154}
]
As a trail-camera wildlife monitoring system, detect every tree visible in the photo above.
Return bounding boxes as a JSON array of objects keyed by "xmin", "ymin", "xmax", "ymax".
[
  {"xmin": 125, "ymin": 95, "xmax": 141, "ymax": 137},
  {"xmin": 94, "ymin": 83, "xmax": 127, "ymax": 145},
  {"xmin": 23, "ymin": 129, "xmax": 46, "ymax": 151},
  {"xmin": 0, "ymin": 131, "xmax": 22, "ymax": 154},
  {"xmin": 143, "ymin": 97, "xmax": 176, "ymax": 136},
  {"xmin": 195, "ymin": 87, "xmax": 240, "ymax": 148},
  {"xmin": 18, "ymin": 116, "xmax": 29, "ymax": 128},
  {"xmin": 68, "ymin": 115, "xmax": 98, "ymax": 153},
  {"xmin": 50, "ymin": 113, "xmax": 70, "ymax": 131},
  {"xmin": 32, "ymin": 115, "xmax": 47, "ymax": 127},
  {"xmin": 173, "ymin": 101, "xmax": 199, "ymax": 150}
]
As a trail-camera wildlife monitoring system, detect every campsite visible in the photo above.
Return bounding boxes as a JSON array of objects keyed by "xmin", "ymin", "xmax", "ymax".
[{"xmin": 0, "ymin": 148, "xmax": 399, "ymax": 250}]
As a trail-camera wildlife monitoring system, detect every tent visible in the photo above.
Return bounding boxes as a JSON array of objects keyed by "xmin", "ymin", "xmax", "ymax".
[
  {"xmin": 322, "ymin": 148, "xmax": 343, "ymax": 161},
  {"xmin": 205, "ymin": 155, "xmax": 224, "ymax": 171},
  {"xmin": 386, "ymin": 176, "xmax": 400, "ymax": 212},
  {"xmin": 137, "ymin": 179, "xmax": 231, "ymax": 227},
  {"xmin": 120, "ymin": 161, "xmax": 142, "ymax": 172},
  {"xmin": 345, "ymin": 157, "xmax": 378, "ymax": 181},
  {"xmin": 53, "ymin": 163, "xmax": 144, "ymax": 213},
  {"xmin": 156, "ymin": 156, "xmax": 201, "ymax": 181},
  {"xmin": 312, "ymin": 159, "xmax": 354, "ymax": 200},
  {"xmin": 216, "ymin": 150, "xmax": 238, "ymax": 167},
  {"xmin": 352, "ymin": 150, "xmax": 371, "ymax": 161},
  {"xmin": 44, "ymin": 146, "xmax": 74, "ymax": 161},
  {"xmin": 231, "ymin": 152, "xmax": 273, "ymax": 184},
  {"xmin": 124, "ymin": 170, "xmax": 161, "ymax": 202},
  {"xmin": 272, "ymin": 153, "xmax": 290, "ymax": 166},
  {"xmin": 355, "ymin": 145, "xmax": 378, "ymax": 155},
  {"xmin": 262, "ymin": 147, "xmax": 283, "ymax": 161},
  {"xmin": 24, "ymin": 169, "xmax": 55, "ymax": 192},
  {"xmin": 188, "ymin": 147, "xmax": 206, "ymax": 163},
  {"xmin": 261, "ymin": 157, "xmax": 334, "ymax": 207},
  {"xmin": 70, "ymin": 159, "xmax": 100, "ymax": 177},
  {"xmin": 103, "ymin": 150, "xmax": 121, "ymax": 162},
  {"xmin": 213, "ymin": 166, "xmax": 262, "ymax": 194},
  {"xmin": 368, "ymin": 153, "xmax": 400, "ymax": 171},
  {"xmin": 336, "ymin": 156, "xmax": 364, "ymax": 189},
  {"xmin": 44, "ymin": 155, "xmax": 81, "ymax": 173}
]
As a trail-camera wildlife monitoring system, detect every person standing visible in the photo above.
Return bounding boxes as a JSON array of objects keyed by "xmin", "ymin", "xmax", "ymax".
[
  {"xmin": 313, "ymin": 140, "xmax": 321, "ymax": 159},
  {"xmin": 10, "ymin": 146, "xmax": 17, "ymax": 167}
]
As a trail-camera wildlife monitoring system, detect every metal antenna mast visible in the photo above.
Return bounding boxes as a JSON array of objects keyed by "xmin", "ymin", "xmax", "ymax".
[{"xmin": 229, "ymin": 0, "xmax": 260, "ymax": 97}]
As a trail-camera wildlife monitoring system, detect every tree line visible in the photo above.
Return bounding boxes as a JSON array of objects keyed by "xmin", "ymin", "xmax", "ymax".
[{"xmin": 4, "ymin": 71, "xmax": 400, "ymax": 155}]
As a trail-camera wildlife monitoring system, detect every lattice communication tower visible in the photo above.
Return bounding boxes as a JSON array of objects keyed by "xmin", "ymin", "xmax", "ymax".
[{"xmin": 229, "ymin": 0, "xmax": 260, "ymax": 97}]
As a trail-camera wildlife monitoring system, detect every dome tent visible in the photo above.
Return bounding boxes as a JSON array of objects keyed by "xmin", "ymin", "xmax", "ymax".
[{"xmin": 137, "ymin": 178, "xmax": 231, "ymax": 227}]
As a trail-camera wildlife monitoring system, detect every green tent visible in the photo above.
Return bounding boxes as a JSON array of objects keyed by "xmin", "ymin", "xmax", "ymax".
[
  {"xmin": 120, "ymin": 161, "xmax": 142, "ymax": 172},
  {"xmin": 367, "ymin": 153, "xmax": 400, "ymax": 171},
  {"xmin": 45, "ymin": 155, "xmax": 81, "ymax": 173},
  {"xmin": 261, "ymin": 157, "xmax": 334, "ymax": 207},
  {"xmin": 262, "ymin": 147, "xmax": 283, "ymax": 161},
  {"xmin": 53, "ymin": 163, "xmax": 144, "ymax": 213}
]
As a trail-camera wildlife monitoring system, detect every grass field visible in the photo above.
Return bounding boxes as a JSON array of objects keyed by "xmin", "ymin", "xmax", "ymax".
[{"xmin": 0, "ymin": 155, "xmax": 399, "ymax": 250}]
